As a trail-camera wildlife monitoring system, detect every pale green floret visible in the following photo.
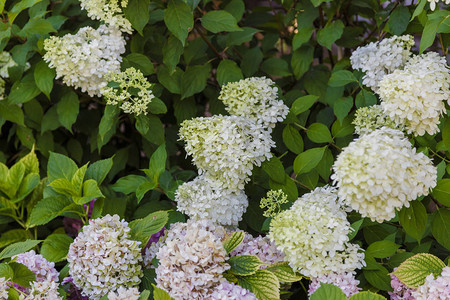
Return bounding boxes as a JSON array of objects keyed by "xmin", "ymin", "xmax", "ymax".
[
  {"xmin": 102, "ymin": 67, "xmax": 154, "ymax": 116},
  {"xmin": 353, "ymin": 105, "xmax": 401, "ymax": 135},
  {"xmin": 260, "ymin": 189, "xmax": 288, "ymax": 218}
]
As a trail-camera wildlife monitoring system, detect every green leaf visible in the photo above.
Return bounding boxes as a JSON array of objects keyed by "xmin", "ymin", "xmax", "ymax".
[
  {"xmin": 56, "ymin": 91, "xmax": 79, "ymax": 133},
  {"xmin": 328, "ymin": 70, "xmax": 357, "ymax": 87},
  {"xmin": 164, "ymin": 0, "xmax": 193, "ymax": 45},
  {"xmin": 41, "ymin": 106, "xmax": 61, "ymax": 133},
  {"xmin": 282, "ymin": 125, "xmax": 303, "ymax": 154},
  {"xmin": 411, "ymin": 0, "xmax": 427, "ymax": 21},
  {"xmin": 224, "ymin": 0, "xmax": 245, "ymax": 21},
  {"xmin": 98, "ymin": 105, "xmax": 120, "ymax": 148},
  {"xmin": 41, "ymin": 234, "xmax": 73, "ymax": 263},
  {"xmin": 293, "ymin": 147, "xmax": 326, "ymax": 175},
  {"xmin": 363, "ymin": 266, "xmax": 391, "ymax": 291},
  {"xmin": 72, "ymin": 179, "xmax": 104, "ymax": 205},
  {"xmin": 34, "ymin": 61, "xmax": 55, "ymax": 99},
  {"xmin": 307, "ymin": 123, "xmax": 332, "ymax": 143},
  {"xmin": 86, "ymin": 157, "xmax": 114, "ymax": 185},
  {"xmin": 28, "ymin": 196, "xmax": 76, "ymax": 227},
  {"xmin": 9, "ymin": 262, "xmax": 36, "ymax": 287},
  {"xmin": 0, "ymin": 229, "xmax": 28, "ymax": 249},
  {"xmin": 157, "ymin": 65, "xmax": 183, "ymax": 94},
  {"xmin": 181, "ymin": 64, "xmax": 211, "ymax": 99},
  {"xmin": 7, "ymin": 76, "xmax": 41, "ymax": 104},
  {"xmin": 265, "ymin": 262, "xmax": 303, "ymax": 283},
  {"xmin": 229, "ymin": 255, "xmax": 264, "ymax": 276},
  {"xmin": 237, "ymin": 269, "xmax": 280, "ymax": 300},
  {"xmin": 7, "ymin": 0, "xmax": 43, "ymax": 24},
  {"xmin": 355, "ymin": 89, "xmax": 377, "ymax": 108},
  {"xmin": 366, "ymin": 241, "xmax": 400, "ymax": 259},
  {"xmin": 163, "ymin": 35, "xmax": 184, "ymax": 73},
  {"xmin": 226, "ymin": 27, "xmax": 260, "ymax": 46},
  {"xmin": 0, "ymin": 240, "xmax": 41, "ymax": 260},
  {"xmin": 349, "ymin": 291, "xmax": 387, "ymax": 300},
  {"xmin": 152, "ymin": 284, "xmax": 171, "ymax": 300},
  {"xmin": 392, "ymin": 253, "xmax": 445, "ymax": 288},
  {"xmin": 124, "ymin": 53, "xmax": 154, "ymax": 75},
  {"xmin": 0, "ymin": 102, "xmax": 24, "ymax": 126},
  {"xmin": 47, "ymin": 152, "xmax": 78, "ymax": 182},
  {"xmin": 216, "ymin": 60, "xmax": 243, "ymax": 86},
  {"xmin": 292, "ymin": 27, "xmax": 314, "ymax": 51},
  {"xmin": 0, "ymin": 263, "xmax": 14, "ymax": 281},
  {"xmin": 333, "ymin": 96, "xmax": 353, "ymax": 123},
  {"xmin": 148, "ymin": 98, "xmax": 167, "ymax": 114},
  {"xmin": 48, "ymin": 178, "xmax": 77, "ymax": 197},
  {"xmin": 348, "ymin": 219, "xmax": 363, "ymax": 241},
  {"xmin": 317, "ymin": 20, "xmax": 345, "ymax": 50},
  {"xmin": 223, "ymin": 231, "xmax": 245, "ymax": 254},
  {"xmin": 290, "ymin": 95, "xmax": 319, "ymax": 115},
  {"xmin": 201, "ymin": 10, "xmax": 242, "ymax": 33},
  {"xmin": 310, "ymin": 283, "xmax": 347, "ymax": 300},
  {"xmin": 399, "ymin": 200, "xmax": 427, "ymax": 242},
  {"xmin": 291, "ymin": 45, "xmax": 314, "ymax": 79},
  {"xmin": 135, "ymin": 114, "xmax": 165, "ymax": 145},
  {"xmin": 443, "ymin": 119, "xmax": 450, "ymax": 151},
  {"xmin": 269, "ymin": 175, "xmax": 298, "ymax": 202},
  {"xmin": 123, "ymin": 0, "xmax": 150, "ymax": 35},
  {"xmin": 112, "ymin": 175, "xmax": 148, "ymax": 194},
  {"xmin": 261, "ymin": 58, "xmax": 291, "ymax": 77},
  {"xmin": 432, "ymin": 179, "xmax": 450, "ymax": 206},
  {"xmin": 431, "ymin": 208, "xmax": 450, "ymax": 250},
  {"xmin": 129, "ymin": 211, "xmax": 169, "ymax": 245},
  {"xmin": 262, "ymin": 157, "xmax": 285, "ymax": 184},
  {"xmin": 14, "ymin": 173, "xmax": 40, "ymax": 202},
  {"xmin": 387, "ymin": 6, "xmax": 411, "ymax": 35},
  {"xmin": 21, "ymin": 17, "xmax": 56, "ymax": 38},
  {"xmin": 310, "ymin": 0, "xmax": 332, "ymax": 6},
  {"xmin": 136, "ymin": 178, "xmax": 156, "ymax": 202},
  {"xmin": 147, "ymin": 144, "xmax": 167, "ymax": 183},
  {"xmin": 420, "ymin": 12, "xmax": 450, "ymax": 53},
  {"xmin": 241, "ymin": 47, "xmax": 263, "ymax": 77}
]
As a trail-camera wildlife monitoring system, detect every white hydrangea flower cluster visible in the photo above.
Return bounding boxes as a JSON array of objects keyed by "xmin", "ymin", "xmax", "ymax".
[
  {"xmin": 379, "ymin": 52, "xmax": 450, "ymax": 136},
  {"xmin": 230, "ymin": 233, "xmax": 285, "ymax": 268},
  {"xmin": 0, "ymin": 277, "xmax": 9, "ymax": 300},
  {"xmin": 412, "ymin": 266, "xmax": 450, "ymax": 299},
  {"xmin": 101, "ymin": 67, "xmax": 155, "ymax": 115},
  {"xmin": 67, "ymin": 214, "xmax": 143, "ymax": 299},
  {"xmin": 13, "ymin": 250, "xmax": 59, "ymax": 282},
  {"xmin": 308, "ymin": 272, "xmax": 361, "ymax": 298},
  {"xmin": 332, "ymin": 128, "xmax": 437, "ymax": 222},
  {"xmin": 268, "ymin": 186, "xmax": 365, "ymax": 277},
  {"xmin": 107, "ymin": 287, "xmax": 140, "ymax": 300},
  {"xmin": 350, "ymin": 35, "xmax": 414, "ymax": 92},
  {"xmin": 23, "ymin": 280, "xmax": 62, "ymax": 300},
  {"xmin": 155, "ymin": 219, "xmax": 229, "ymax": 299},
  {"xmin": 210, "ymin": 282, "xmax": 257, "ymax": 299},
  {"xmin": 428, "ymin": 0, "xmax": 450, "ymax": 10},
  {"xmin": 218, "ymin": 77, "xmax": 289, "ymax": 128},
  {"xmin": 353, "ymin": 105, "xmax": 401, "ymax": 135},
  {"xmin": 79, "ymin": 0, "xmax": 132, "ymax": 33},
  {"xmin": 43, "ymin": 25, "xmax": 126, "ymax": 97},
  {"xmin": 175, "ymin": 175, "xmax": 248, "ymax": 226}
]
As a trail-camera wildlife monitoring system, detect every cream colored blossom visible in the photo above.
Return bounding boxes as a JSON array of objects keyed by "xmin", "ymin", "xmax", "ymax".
[
  {"xmin": 218, "ymin": 77, "xmax": 289, "ymax": 128},
  {"xmin": 23, "ymin": 280, "xmax": 62, "ymax": 300},
  {"xmin": 379, "ymin": 52, "xmax": 450, "ymax": 136},
  {"xmin": 101, "ymin": 67, "xmax": 154, "ymax": 115},
  {"xmin": 428, "ymin": 0, "xmax": 450, "ymax": 10},
  {"xmin": 353, "ymin": 105, "xmax": 402, "ymax": 135},
  {"xmin": 43, "ymin": 25, "xmax": 125, "ymax": 97},
  {"xmin": 332, "ymin": 128, "xmax": 437, "ymax": 222},
  {"xmin": 350, "ymin": 35, "xmax": 414, "ymax": 92},
  {"xmin": 269, "ymin": 186, "xmax": 365, "ymax": 277},
  {"xmin": 107, "ymin": 287, "xmax": 140, "ymax": 300},
  {"xmin": 79, "ymin": 0, "xmax": 132, "ymax": 33}
]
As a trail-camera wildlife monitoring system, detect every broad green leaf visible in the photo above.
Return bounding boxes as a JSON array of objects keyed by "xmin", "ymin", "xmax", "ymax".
[
  {"xmin": 392, "ymin": 253, "xmax": 445, "ymax": 287},
  {"xmin": 226, "ymin": 27, "xmax": 260, "ymax": 46},
  {"xmin": 0, "ymin": 240, "xmax": 41, "ymax": 259},
  {"xmin": 223, "ymin": 231, "xmax": 245, "ymax": 254},
  {"xmin": 355, "ymin": 89, "xmax": 377, "ymax": 108},
  {"xmin": 112, "ymin": 175, "xmax": 148, "ymax": 194},
  {"xmin": 420, "ymin": 11, "xmax": 450, "ymax": 53},
  {"xmin": 129, "ymin": 211, "xmax": 169, "ymax": 245},
  {"xmin": 7, "ymin": 0, "xmax": 43, "ymax": 23},
  {"xmin": 0, "ymin": 102, "xmax": 24, "ymax": 126},
  {"xmin": 328, "ymin": 70, "xmax": 357, "ymax": 87},
  {"xmin": 0, "ymin": 229, "xmax": 28, "ymax": 249},
  {"xmin": 261, "ymin": 58, "xmax": 291, "ymax": 77},
  {"xmin": 146, "ymin": 144, "xmax": 167, "ymax": 183},
  {"xmin": 181, "ymin": 64, "xmax": 211, "ymax": 99},
  {"xmin": 0, "ymin": 263, "xmax": 14, "ymax": 281},
  {"xmin": 307, "ymin": 123, "xmax": 332, "ymax": 143},
  {"xmin": 49, "ymin": 178, "xmax": 77, "ymax": 197},
  {"xmin": 224, "ymin": 0, "xmax": 245, "ymax": 21},
  {"xmin": 229, "ymin": 255, "xmax": 264, "ymax": 276},
  {"xmin": 14, "ymin": 173, "xmax": 40, "ymax": 202},
  {"xmin": 262, "ymin": 157, "xmax": 285, "ymax": 184},
  {"xmin": 20, "ymin": 18, "xmax": 56, "ymax": 37},
  {"xmin": 269, "ymin": 175, "xmax": 298, "ymax": 202},
  {"xmin": 432, "ymin": 179, "xmax": 450, "ymax": 206},
  {"xmin": 241, "ymin": 47, "xmax": 263, "ymax": 77},
  {"xmin": 41, "ymin": 234, "xmax": 73, "ymax": 262},
  {"xmin": 310, "ymin": 0, "xmax": 332, "ymax": 6},
  {"xmin": 135, "ymin": 114, "xmax": 165, "ymax": 145},
  {"xmin": 28, "ymin": 196, "xmax": 76, "ymax": 227},
  {"xmin": 237, "ymin": 269, "xmax": 280, "ymax": 300},
  {"xmin": 86, "ymin": 157, "xmax": 114, "ymax": 185},
  {"xmin": 363, "ymin": 266, "xmax": 391, "ymax": 291},
  {"xmin": 123, "ymin": 0, "xmax": 150, "ymax": 35},
  {"xmin": 201, "ymin": 10, "xmax": 242, "ymax": 33},
  {"xmin": 317, "ymin": 20, "xmax": 344, "ymax": 50},
  {"xmin": 71, "ymin": 164, "xmax": 88, "ymax": 196},
  {"xmin": 152, "ymin": 284, "xmax": 171, "ymax": 300},
  {"xmin": 291, "ymin": 95, "xmax": 319, "ymax": 115},
  {"xmin": 18, "ymin": 146, "xmax": 39, "ymax": 175},
  {"xmin": 366, "ymin": 241, "xmax": 400, "ymax": 258},
  {"xmin": 292, "ymin": 27, "xmax": 314, "ymax": 51},
  {"xmin": 387, "ymin": 6, "xmax": 410, "ymax": 35},
  {"xmin": 293, "ymin": 147, "xmax": 326, "ymax": 175},
  {"xmin": 443, "ymin": 119, "xmax": 450, "ymax": 151},
  {"xmin": 411, "ymin": 0, "xmax": 427, "ymax": 21},
  {"xmin": 291, "ymin": 45, "xmax": 314, "ymax": 79},
  {"xmin": 7, "ymin": 76, "xmax": 40, "ymax": 104},
  {"xmin": 34, "ymin": 61, "xmax": 55, "ymax": 99},
  {"xmin": 72, "ymin": 179, "xmax": 104, "ymax": 205},
  {"xmin": 148, "ymin": 98, "xmax": 167, "ymax": 114},
  {"xmin": 399, "ymin": 200, "xmax": 427, "ymax": 242},
  {"xmin": 163, "ymin": 35, "xmax": 184, "ymax": 73},
  {"xmin": 136, "ymin": 179, "xmax": 156, "ymax": 202},
  {"xmin": 124, "ymin": 53, "xmax": 154, "ymax": 75},
  {"xmin": 265, "ymin": 262, "xmax": 303, "ymax": 283},
  {"xmin": 47, "ymin": 152, "xmax": 78, "ymax": 182},
  {"xmin": 98, "ymin": 105, "xmax": 120, "ymax": 149},
  {"xmin": 282, "ymin": 125, "xmax": 303, "ymax": 154},
  {"xmin": 349, "ymin": 291, "xmax": 387, "ymax": 300},
  {"xmin": 41, "ymin": 106, "xmax": 61, "ymax": 133},
  {"xmin": 310, "ymin": 283, "xmax": 347, "ymax": 300},
  {"xmin": 333, "ymin": 96, "xmax": 353, "ymax": 123},
  {"xmin": 56, "ymin": 91, "xmax": 79, "ymax": 133},
  {"xmin": 216, "ymin": 60, "xmax": 243, "ymax": 86},
  {"xmin": 164, "ymin": 0, "xmax": 193, "ymax": 45},
  {"xmin": 157, "ymin": 65, "xmax": 183, "ymax": 94},
  {"xmin": 348, "ymin": 219, "xmax": 363, "ymax": 241},
  {"xmin": 431, "ymin": 209, "xmax": 450, "ymax": 250},
  {"xmin": 9, "ymin": 262, "xmax": 36, "ymax": 287}
]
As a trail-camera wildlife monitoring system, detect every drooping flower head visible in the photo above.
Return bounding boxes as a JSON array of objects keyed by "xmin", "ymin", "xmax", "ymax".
[
  {"xmin": 332, "ymin": 128, "xmax": 437, "ymax": 222},
  {"xmin": 412, "ymin": 266, "xmax": 450, "ymax": 299},
  {"xmin": 218, "ymin": 77, "xmax": 289, "ymax": 128},
  {"xmin": 353, "ymin": 105, "xmax": 401, "ymax": 135},
  {"xmin": 379, "ymin": 52, "xmax": 450, "ymax": 136},
  {"xmin": 43, "ymin": 25, "xmax": 126, "ymax": 97},
  {"xmin": 67, "ymin": 214, "xmax": 143, "ymax": 299},
  {"xmin": 210, "ymin": 282, "xmax": 257, "ymax": 299},
  {"xmin": 308, "ymin": 272, "xmax": 361, "ymax": 298},
  {"xmin": 350, "ymin": 35, "xmax": 414, "ymax": 92},
  {"xmin": 101, "ymin": 67, "xmax": 155, "ymax": 115},
  {"xmin": 155, "ymin": 219, "xmax": 229, "ymax": 299},
  {"xmin": 268, "ymin": 186, "xmax": 365, "ymax": 277},
  {"xmin": 175, "ymin": 175, "xmax": 249, "ymax": 226},
  {"xmin": 12, "ymin": 250, "xmax": 59, "ymax": 283},
  {"xmin": 79, "ymin": 0, "xmax": 132, "ymax": 33},
  {"xmin": 388, "ymin": 269, "xmax": 416, "ymax": 300},
  {"xmin": 179, "ymin": 115, "xmax": 274, "ymax": 190}
]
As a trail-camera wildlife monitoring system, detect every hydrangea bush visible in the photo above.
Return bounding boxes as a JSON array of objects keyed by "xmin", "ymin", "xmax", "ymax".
[{"xmin": 0, "ymin": 0, "xmax": 449, "ymax": 299}]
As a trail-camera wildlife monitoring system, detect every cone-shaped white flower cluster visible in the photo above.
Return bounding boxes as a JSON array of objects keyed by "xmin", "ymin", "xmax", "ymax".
[
  {"xmin": 353, "ymin": 105, "xmax": 401, "ymax": 136},
  {"xmin": 155, "ymin": 219, "xmax": 229, "ymax": 299},
  {"xmin": 176, "ymin": 77, "xmax": 288, "ymax": 226},
  {"xmin": 350, "ymin": 35, "xmax": 414, "ymax": 92},
  {"xmin": 43, "ymin": 25, "xmax": 126, "ymax": 97},
  {"xmin": 79, "ymin": 0, "xmax": 132, "ymax": 33},
  {"xmin": 67, "ymin": 214, "xmax": 143, "ymax": 299},
  {"xmin": 379, "ymin": 52, "xmax": 450, "ymax": 136},
  {"xmin": 332, "ymin": 128, "xmax": 437, "ymax": 222},
  {"xmin": 268, "ymin": 186, "xmax": 365, "ymax": 277},
  {"xmin": 308, "ymin": 272, "xmax": 361, "ymax": 298}
]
